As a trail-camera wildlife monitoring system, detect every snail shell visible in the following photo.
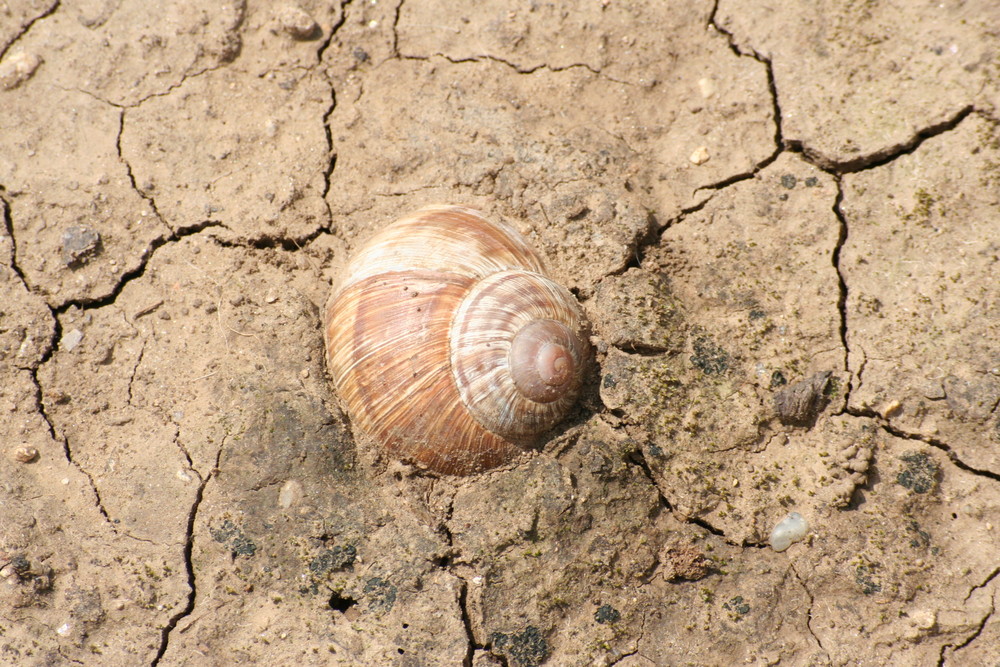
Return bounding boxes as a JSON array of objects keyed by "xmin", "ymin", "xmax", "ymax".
[{"xmin": 324, "ymin": 205, "xmax": 590, "ymax": 475}]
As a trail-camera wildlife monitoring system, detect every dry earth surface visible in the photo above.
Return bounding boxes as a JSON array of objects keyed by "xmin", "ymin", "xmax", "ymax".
[{"xmin": 2, "ymin": 0, "xmax": 1000, "ymax": 665}]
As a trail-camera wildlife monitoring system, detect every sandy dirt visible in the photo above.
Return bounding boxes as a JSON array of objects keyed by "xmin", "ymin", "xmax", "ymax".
[{"xmin": 2, "ymin": 0, "xmax": 999, "ymax": 665}]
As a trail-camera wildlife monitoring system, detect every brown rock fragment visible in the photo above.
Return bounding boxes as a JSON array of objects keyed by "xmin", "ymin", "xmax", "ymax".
[
  {"xmin": 275, "ymin": 6, "xmax": 319, "ymax": 39},
  {"xmin": 774, "ymin": 371, "xmax": 832, "ymax": 426},
  {"xmin": 13, "ymin": 446, "xmax": 39, "ymax": 463},
  {"xmin": 661, "ymin": 544, "xmax": 712, "ymax": 582}
]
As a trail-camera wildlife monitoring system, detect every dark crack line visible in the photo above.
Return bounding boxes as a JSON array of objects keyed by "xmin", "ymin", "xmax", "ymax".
[
  {"xmin": 0, "ymin": 0, "xmax": 60, "ymax": 62},
  {"xmin": 51, "ymin": 425, "xmax": 125, "ymax": 538},
  {"xmin": 392, "ymin": 0, "xmax": 404, "ymax": 58},
  {"xmin": 848, "ymin": 406, "xmax": 1000, "ymax": 481},
  {"xmin": 26, "ymin": 353, "xmax": 122, "ymax": 542},
  {"xmin": 48, "ymin": 220, "xmax": 223, "ymax": 314},
  {"xmin": 830, "ymin": 178, "xmax": 854, "ymax": 402},
  {"xmin": 397, "ymin": 49, "xmax": 628, "ymax": 87},
  {"xmin": 27, "ymin": 367, "xmax": 59, "ymax": 447},
  {"xmin": 681, "ymin": 14, "xmax": 787, "ymax": 226},
  {"xmin": 126, "ymin": 342, "xmax": 146, "ymax": 407},
  {"xmin": 150, "ymin": 446, "xmax": 220, "ymax": 666},
  {"xmin": 627, "ymin": 445, "xmax": 737, "ymax": 542},
  {"xmin": 965, "ymin": 567, "xmax": 1000, "ymax": 604},
  {"xmin": 317, "ymin": 0, "xmax": 353, "ymax": 64},
  {"xmin": 792, "ymin": 105, "xmax": 976, "ymax": 174},
  {"xmin": 432, "ymin": 485, "xmax": 479, "ymax": 664},
  {"xmin": 150, "ymin": 475, "xmax": 209, "ymax": 665},
  {"xmin": 0, "ymin": 195, "xmax": 29, "ymax": 286},
  {"xmin": 938, "ymin": 569, "xmax": 998, "ymax": 665},
  {"xmin": 694, "ymin": 52, "xmax": 784, "ymax": 197},
  {"xmin": 320, "ymin": 91, "xmax": 338, "ymax": 208},
  {"xmin": 115, "ymin": 106, "xmax": 170, "ymax": 229},
  {"xmin": 709, "ymin": 0, "xmax": 976, "ymax": 179},
  {"xmin": 458, "ymin": 579, "xmax": 476, "ymax": 667},
  {"xmin": 316, "ymin": 0, "xmax": 354, "ymax": 224},
  {"xmin": 689, "ymin": 42, "xmax": 784, "ymax": 195},
  {"xmin": 790, "ymin": 562, "xmax": 829, "ymax": 656},
  {"xmin": 208, "ymin": 226, "xmax": 328, "ymax": 252}
]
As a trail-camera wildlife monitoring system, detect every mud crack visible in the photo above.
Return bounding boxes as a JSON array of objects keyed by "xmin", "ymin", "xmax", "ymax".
[
  {"xmin": 435, "ymin": 487, "xmax": 479, "ymax": 665},
  {"xmin": 32, "ymin": 361, "xmax": 124, "ymax": 535},
  {"xmin": 791, "ymin": 562, "xmax": 829, "ymax": 657},
  {"xmin": 458, "ymin": 579, "xmax": 476, "ymax": 667},
  {"xmin": 0, "ymin": 0, "xmax": 60, "ymax": 62},
  {"xmin": 316, "ymin": 0, "xmax": 353, "ymax": 219},
  {"xmin": 938, "ymin": 567, "xmax": 998, "ymax": 665},
  {"xmin": 830, "ymin": 179, "xmax": 853, "ymax": 404},
  {"xmin": 150, "ymin": 447, "xmax": 218, "ymax": 665},
  {"xmin": 0, "ymin": 195, "xmax": 29, "ymax": 288},
  {"xmin": 849, "ymin": 407, "xmax": 1000, "ymax": 482},
  {"xmin": 791, "ymin": 106, "xmax": 975, "ymax": 174},
  {"xmin": 627, "ymin": 445, "xmax": 732, "ymax": 541}
]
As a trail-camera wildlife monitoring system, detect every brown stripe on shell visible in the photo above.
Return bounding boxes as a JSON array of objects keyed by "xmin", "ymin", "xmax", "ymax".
[
  {"xmin": 325, "ymin": 270, "xmax": 524, "ymax": 475},
  {"xmin": 338, "ymin": 206, "xmax": 545, "ymax": 291}
]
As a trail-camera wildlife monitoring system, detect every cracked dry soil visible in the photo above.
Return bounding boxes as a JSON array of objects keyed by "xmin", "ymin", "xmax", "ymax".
[{"xmin": 2, "ymin": 1, "xmax": 999, "ymax": 665}]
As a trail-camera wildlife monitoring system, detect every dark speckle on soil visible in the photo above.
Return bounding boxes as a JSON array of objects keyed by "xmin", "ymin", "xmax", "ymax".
[
  {"xmin": 364, "ymin": 577, "xmax": 397, "ymax": 616},
  {"xmin": 491, "ymin": 626, "xmax": 549, "ymax": 667},
  {"xmin": 691, "ymin": 336, "xmax": 729, "ymax": 375},
  {"xmin": 781, "ymin": 174, "xmax": 797, "ymax": 189},
  {"xmin": 309, "ymin": 544, "xmax": 357, "ymax": 574},
  {"xmin": 855, "ymin": 563, "xmax": 882, "ymax": 595},
  {"xmin": 210, "ymin": 519, "xmax": 258, "ymax": 558},
  {"xmin": 722, "ymin": 595, "xmax": 751, "ymax": 620},
  {"xmin": 896, "ymin": 452, "xmax": 940, "ymax": 494},
  {"xmin": 907, "ymin": 520, "xmax": 931, "ymax": 549},
  {"xmin": 594, "ymin": 604, "xmax": 621, "ymax": 624},
  {"xmin": 11, "ymin": 555, "xmax": 30, "ymax": 577}
]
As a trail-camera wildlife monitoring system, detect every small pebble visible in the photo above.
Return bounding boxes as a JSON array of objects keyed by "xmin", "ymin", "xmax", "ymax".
[
  {"xmin": 276, "ymin": 6, "xmax": 319, "ymax": 39},
  {"xmin": 770, "ymin": 512, "xmax": 809, "ymax": 552},
  {"xmin": 689, "ymin": 146, "xmax": 710, "ymax": 165},
  {"xmin": 13, "ymin": 446, "xmax": 38, "ymax": 463},
  {"xmin": 61, "ymin": 328, "xmax": 84, "ymax": 352},
  {"xmin": 61, "ymin": 226, "xmax": 102, "ymax": 267},
  {"xmin": 278, "ymin": 480, "xmax": 303, "ymax": 508},
  {"xmin": 0, "ymin": 51, "xmax": 43, "ymax": 90},
  {"xmin": 697, "ymin": 77, "xmax": 716, "ymax": 98}
]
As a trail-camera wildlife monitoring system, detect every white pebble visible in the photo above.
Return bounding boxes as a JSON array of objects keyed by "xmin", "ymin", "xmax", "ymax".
[
  {"xmin": 689, "ymin": 146, "xmax": 710, "ymax": 165},
  {"xmin": 61, "ymin": 328, "xmax": 84, "ymax": 351},
  {"xmin": 769, "ymin": 512, "xmax": 809, "ymax": 552},
  {"xmin": 278, "ymin": 479, "xmax": 303, "ymax": 508}
]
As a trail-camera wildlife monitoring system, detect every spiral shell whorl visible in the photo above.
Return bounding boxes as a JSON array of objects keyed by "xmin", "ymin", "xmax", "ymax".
[
  {"xmin": 449, "ymin": 270, "xmax": 587, "ymax": 441},
  {"xmin": 325, "ymin": 206, "xmax": 589, "ymax": 475}
]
